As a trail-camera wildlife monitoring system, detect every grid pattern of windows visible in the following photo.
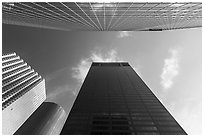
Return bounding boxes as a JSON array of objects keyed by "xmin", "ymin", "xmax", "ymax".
[
  {"xmin": 2, "ymin": 2, "xmax": 201, "ymax": 31},
  {"xmin": 61, "ymin": 62, "xmax": 187, "ymax": 135},
  {"xmin": 2, "ymin": 53, "xmax": 43, "ymax": 110}
]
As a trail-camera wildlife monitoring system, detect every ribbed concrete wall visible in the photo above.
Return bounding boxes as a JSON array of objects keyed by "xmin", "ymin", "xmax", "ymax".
[{"xmin": 2, "ymin": 53, "xmax": 46, "ymax": 135}]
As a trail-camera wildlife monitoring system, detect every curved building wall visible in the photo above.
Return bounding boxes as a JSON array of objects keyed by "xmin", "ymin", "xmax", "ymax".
[{"xmin": 14, "ymin": 102, "xmax": 66, "ymax": 135}]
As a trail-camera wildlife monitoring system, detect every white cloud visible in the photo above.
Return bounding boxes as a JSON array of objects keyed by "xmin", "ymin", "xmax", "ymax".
[
  {"xmin": 46, "ymin": 84, "xmax": 71, "ymax": 101},
  {"xmin": 161, "ymin": 48, "xmax": 180, "ymax": 90},
  {"xmin": 72, "ymin": 49, "xmax": 123, "ymax": 83},
  {"xmin": 72, "ymin": 59, "xmax": 90, "ymax": 83},
  {"xmin": 45, "ymin": 67, "xmax": 69, "ymax": 83},
  {"xmin": 117, "ymin": 31, "xmax": 132, "ymax": 38}
]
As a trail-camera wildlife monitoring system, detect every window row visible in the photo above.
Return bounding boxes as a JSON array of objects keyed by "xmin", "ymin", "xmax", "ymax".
[
  {"xmin": 92, "ymin": 125, "xmax": 130, "ymax": 130},
  {"xmin": 2, "ymin": 53, "xmax": 16, "ymax": 58},
  {"xmin": 2, "ymin": 69, "xmax": 33, "ymax": 86},
  {"xmin": 3, "ymin": 72, "xmax": 37, "ymax": 93},
  {"xmin": 2, "ymin": 54, "xmax": 17, "ymax": 61},
  {"xmin": 90, "ymin": 131, "xmax": 132, "ymax": 135},
  {"xmin": 2, "ymin": 59, "xmax": 23, "ymax": 69},
  {"xmin": 65, "ymin": 119, "xmax": 179, "ymax": 127},
  {"xmin": 69, "ymin": 124, "xmax": 182, "ymax": 132},
  {"xmin": 2, "ymin": 62, "xmax": 25, "ymax": 72},
  {"xmin": 2, "ymin": 65, "xmax": 29, "ymax": 79},
  {"xmin": 2, "ymin": 58, "xmax": 21, "ymax": 67},
  {"xmin": 2, "ymin": 77, "xmax": 42, "ymax": 110},
  {"xmin": 2, "ymin": 75, "xmax": 40, "ymax": 101}
]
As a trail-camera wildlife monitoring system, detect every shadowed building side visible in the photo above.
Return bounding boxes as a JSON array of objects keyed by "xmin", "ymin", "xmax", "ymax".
[
  {"xmin": 14, "ymin": 102, "xmax": 66, "ymax": 135},
  {"xmin": 61, "ymin": 62, "xmax": 187, "ymax": 135}
]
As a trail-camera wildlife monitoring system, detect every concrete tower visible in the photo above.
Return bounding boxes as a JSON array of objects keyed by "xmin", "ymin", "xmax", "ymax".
[{"xmin": 2, "ymin": 53, "xmax": 46, "ymax": 134}]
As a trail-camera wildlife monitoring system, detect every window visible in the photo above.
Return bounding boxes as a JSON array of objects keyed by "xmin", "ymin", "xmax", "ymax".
[
  {"xmin": 90, "ymin": 131, "xmax": 110, "ymax": 135},
  {"xmin": 150, "ymin": 112, "xmax": 170, "ymax": 116},
  {"xmin": 2, "ymin": 59, "xmax": 21, "ymax": 66},
  {"xmin": 158, "ymin": 126, "xmax": 182, "ymax": 131},
  {"xmin": 2, "ymin": 77, "xmax": 42, "ymax": 109},
  {"xmin": 92, "ymin": 125, "xmax": 109, "ymax": 130},
  {"xmin": 133, "ymin": 121, "xmax": 155, "ymax": 125},
  {"xmin": 131, "ymin": 112, "xmax": 149, "ymax": 116},
  {"xmin": 152, "ymin": 116, "xmax": 174, "ymax": 120},
  {"xmin": 92, "ymin": 121, "xmax": 110, "ymax": 125},
  {"xmin": 140, "ymin": 126, "xmax": 158, "ymax": 131},
  {"xmin": 157, "ymin": 121, "xmax": 177, "ymax": 125},
  {"xmin": 137, "ymin": 132, "xmax": 159, "ymax": 135},
  {"xmin": 93, "ymin": 116, "xmax": 109, "ymax": 120},
  {"xmin": 3, "ymin": 66, "xmax": 28, "ymax": 79},
  {"xmin": 112, "ymin": 132, "xmax": 131, "ymax": 135},
  {"xmin": 112, "ymin": 121, "xmax": 129, "ymax": 125},
  {"xmin": 111, "ymin": 115, "xmax": 128, "ymax": 120},
  {"xmin": 132, "ymin": 116, "xmax": 152, "ymax": 120},
  {"xmin": 112, "ymin": 126, "xmax": 129, "ymax": 130}
]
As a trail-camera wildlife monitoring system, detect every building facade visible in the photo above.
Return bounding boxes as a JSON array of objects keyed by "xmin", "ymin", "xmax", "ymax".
[
  {"xmin": 14, "ymin": 102, "xmax": 67, "ymax": 135},
  {"xmin": 2, "ymin": 2, "xmax": 202, "ymax": 31},
  {"xmin": 2, "ymin": 53, "xmax": 46, "ymax": 134},
  {"xmin": 61, "ymin": 62, "xmax": 187, "ymax": 135}
]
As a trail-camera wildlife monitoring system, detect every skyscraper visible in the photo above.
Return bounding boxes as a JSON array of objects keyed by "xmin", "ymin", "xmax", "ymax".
[
  {"xmin": 61, "ymin": 62, "xmax": 187, "ymax": 135},
  {"xmin": 2, "ymin": 53, "xmax": 46, "ymax": 134},
  {"xmin": 2, "ymin": 2, "xmax": 202, "ymax": 31}
]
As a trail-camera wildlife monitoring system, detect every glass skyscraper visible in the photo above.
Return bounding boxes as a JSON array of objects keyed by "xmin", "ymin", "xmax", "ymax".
[
  {"xmin": 2, "ymin": 2, "xmax": 202, "ymax": 31},
  {"xmin": 61, "ymin": 62, "xmax": 187, "ymax": 135}
]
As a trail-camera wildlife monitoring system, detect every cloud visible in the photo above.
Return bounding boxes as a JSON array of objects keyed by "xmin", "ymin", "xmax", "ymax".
[
  {"xmin": 45, "ymin": 67, "xmax": 69, "ymax": 83},
  {"xmin": 46, "ymin": 84, "xmax": 72, "ymax": 101},
  {"xmin": 72, "ymin": 49, "xmax": 123, "ymax": 83},
  {"xmin": 117, "ymin": 31, "xmax": 132, "ymax": 38},
  {"xmin": 160, "ymin": 48, "xmax": 180, "ymax": 90}
]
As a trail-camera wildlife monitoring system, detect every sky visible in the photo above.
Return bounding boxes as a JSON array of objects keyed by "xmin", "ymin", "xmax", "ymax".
[{"xmin": 2, "ymin": 24, "xmax": 202, "ymax": 134}]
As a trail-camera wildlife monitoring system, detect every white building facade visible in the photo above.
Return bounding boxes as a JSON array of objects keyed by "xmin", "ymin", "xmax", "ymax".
[{"xmin": 2, "ymin": 53, "xmax": 46, "ymax": 135}]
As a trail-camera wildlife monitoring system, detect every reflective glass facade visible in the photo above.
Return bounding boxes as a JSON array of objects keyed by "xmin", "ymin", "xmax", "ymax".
[
  {"xmin": 61, "ymin": 62, "xmax": 187, "ymax": 135},
  {"xmin": 2, "ymin": 2, "xmax": 202, "ymax": 31}
]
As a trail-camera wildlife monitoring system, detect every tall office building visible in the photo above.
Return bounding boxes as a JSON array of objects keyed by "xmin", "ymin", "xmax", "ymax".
[
  {"xmin": 2, "ymin": 53, "xmax": 46, "ymax": 134},
  {"xmin": 2, "ymin": 2, "xmax": 202, "ymax": 31},
  {"xmin": 61, "ymin": 62, "xmax": 187, "ymax": 135}
]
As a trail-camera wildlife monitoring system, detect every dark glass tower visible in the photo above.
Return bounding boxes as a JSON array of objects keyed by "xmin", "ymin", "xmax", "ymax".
[{"xmin": 61, "ymin": 62, "xmax": 187, "ymax": 135}]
